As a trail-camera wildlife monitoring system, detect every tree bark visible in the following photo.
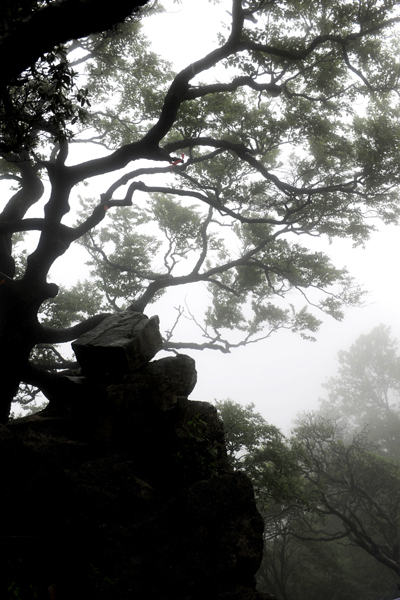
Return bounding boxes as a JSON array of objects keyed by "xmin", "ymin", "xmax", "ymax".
[{"xmin": 0, "ymin": 278, "xmax": 57, "ymax": 423}]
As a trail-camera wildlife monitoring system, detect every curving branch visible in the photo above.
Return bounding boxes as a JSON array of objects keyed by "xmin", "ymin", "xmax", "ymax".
[
  {"xmin": 38, "ymin": 312, "xmax": 112, "ymax": 344},
  {"xmin": 239, "ymin": 17, "xmax": 400, "ymax": 62},
  {"xmin": 163, "ymin": 340, "xmax": 231, "ymax": 354},
  {"xmin": 0, "ymin": 218, "xmax": 46, "ymax": 235},
  {"xmin": 131, "ymin": 180, "xmax": 285, "ymax": 224},
  {"xmin": 83, "ymin": 235, "xmax": 170, "ymax": 281},
  {"xmin": 192, "ymin": 206, "xmax": 214, "ymax": 275},
  {"xmin": 185, "ymin": 76, "xmax": 283, "ymax": 100}
]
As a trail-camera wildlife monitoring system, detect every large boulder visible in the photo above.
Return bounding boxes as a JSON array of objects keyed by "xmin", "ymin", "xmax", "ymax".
[
  {"xmin": 107, "ymin": 353, "xmax": 197, "ymax": 413},
  {"xmin": 72, "ymin": 311, "xmax": 163, "ymax": 377}
]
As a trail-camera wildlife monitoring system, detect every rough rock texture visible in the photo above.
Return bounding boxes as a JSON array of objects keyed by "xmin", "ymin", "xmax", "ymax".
[
  {"xmin": 72, "ymin": 311, "xmax": 163, "ymax": 376},
  {"xmin": 1, "ymin": 314, "xmax": 274, "ymax": 600}
]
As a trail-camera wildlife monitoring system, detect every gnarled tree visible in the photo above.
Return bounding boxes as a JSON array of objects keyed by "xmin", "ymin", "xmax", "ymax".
[{"xmin": 2, "ymin": 0, "xmax": 400, "ymax": 421}]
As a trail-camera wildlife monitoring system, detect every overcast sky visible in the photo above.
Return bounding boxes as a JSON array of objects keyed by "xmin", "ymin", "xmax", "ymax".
[{"xmin": 139, "ymin": 0, "xmax": 400, "ymax": 434}]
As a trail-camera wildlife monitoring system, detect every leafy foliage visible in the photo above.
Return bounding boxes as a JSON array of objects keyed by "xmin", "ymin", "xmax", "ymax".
[
  {"xmin": 215, "ymin": 399, "xmax": 304, "ymax": 504},
  {"xmin": 0, "ymin": 44, "xmax": 90, "ymax": 154},
  {"xmin": 81, "ymin": 19, "xmax": 173, "ymax": 147}
]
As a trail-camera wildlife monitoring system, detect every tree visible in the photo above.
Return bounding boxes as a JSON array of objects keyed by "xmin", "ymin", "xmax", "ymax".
[
  {"xmin": 2, "ymin": 0, "xmax": 400, "ymax": 422},
  {"xmin": 215, "ymin": 401, "xmax": 400, "ymax": 599},
  {"xmin": 256, "ymin": 328, "xmax": 400, "ymax": 598},
  {"xmin": 215, "ymin": 399, "xmax": 302, "ymax": 503},
  {"xmin": 291, "ymin": 414, "xmax": 400, "ymax": 578},
  {"xmin": 319, "ymin": 324, "xmax": 400, "ymax": 459},
  {"xmin": 257, "ymin": 514, "xmax": 399, "ymax": 600},
  {"xmin": 214, "ymin": 399, "xmax": 283, "ymax": 466}
]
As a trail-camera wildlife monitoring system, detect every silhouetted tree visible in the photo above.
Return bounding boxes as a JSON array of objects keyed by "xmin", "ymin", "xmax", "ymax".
[{"xmin": 3, "ymin": 0, "xmax": 400, "ymax": 422}]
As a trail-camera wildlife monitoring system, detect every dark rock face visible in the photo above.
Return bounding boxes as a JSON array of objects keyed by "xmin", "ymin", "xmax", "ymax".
[
  {"xmin": 2, "ymin": 314, "xmax": 270, "ymax": 600},
  {"xmin": 107, "ymin": 353, "xmax": 198, "ymax": 414}
]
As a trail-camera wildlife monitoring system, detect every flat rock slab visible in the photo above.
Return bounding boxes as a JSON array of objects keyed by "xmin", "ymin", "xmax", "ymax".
[{"xmin": 72, "ymin": 311, "xmax": 163, "ymax": 377}]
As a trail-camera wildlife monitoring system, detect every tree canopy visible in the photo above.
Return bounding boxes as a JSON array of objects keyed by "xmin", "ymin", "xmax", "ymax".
[
  {"xmin": 2, "ymin": 0, "xmax": 400, "ymax": 422},
  {"xmin": 319, "ymin": 324, "xmax": 400, "ymax": 459},
  {"xmin": 215, "ymin": 399, "xmax": 302, "ymax": 503}
]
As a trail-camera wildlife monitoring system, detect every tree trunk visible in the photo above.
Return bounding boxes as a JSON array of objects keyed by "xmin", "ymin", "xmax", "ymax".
[{"xmin": 0, "ymin": 278, "xmax": 55, "ymax": 422}]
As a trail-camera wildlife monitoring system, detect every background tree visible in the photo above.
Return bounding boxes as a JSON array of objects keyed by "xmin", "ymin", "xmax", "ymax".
[
  {"xmin": 215, "ymin": 399, "xmax": 400, "ymax": 600},
  {"xmin": 215, "ymin": 399, "xmax": 302, "ymax": 502},
  {"xmin": 257, "ymin": 514, "xmax": 399, "ymax": 600},
  {"xmin": 2, "ymin": 0, "xmax": 400, "ymax": 422},
  {"xmin": 319, "ymin": 324, "xmax": 400, "ymax": 460},
  {"xmin": 291, "ymin": 414, "xmax": 400, "ymax": 578},
  {"xmin": 264, "ymin": 327, "xmax": 400, "ymax": 599}
]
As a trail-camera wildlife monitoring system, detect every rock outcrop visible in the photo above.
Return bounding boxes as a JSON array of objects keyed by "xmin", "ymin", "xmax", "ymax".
[
  {"xmin": 71, "ymin": 311, "xmax": 163, "ymax": 376},
  {"xmin": 1, "ymin": 312, "xmax": 273, "ymax": 600}
]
